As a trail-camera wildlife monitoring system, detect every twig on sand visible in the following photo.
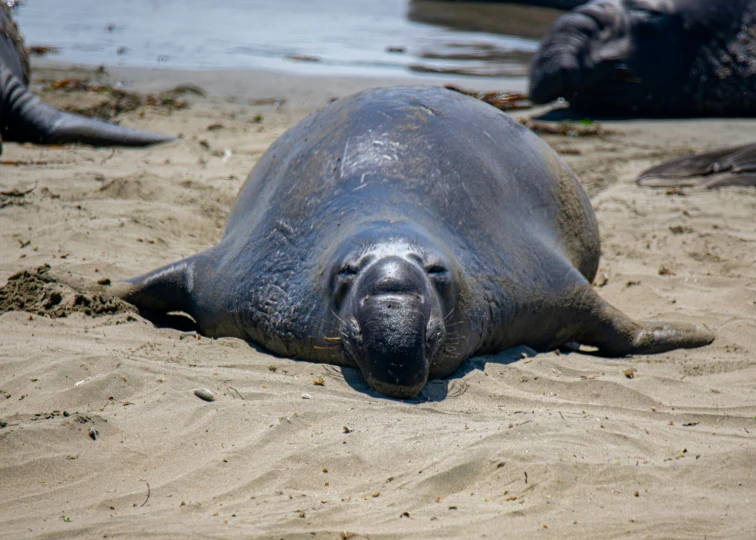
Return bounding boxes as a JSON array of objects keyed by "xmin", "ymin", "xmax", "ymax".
[
  {"xmin": 141, "ymin": 481, "xmax": 151, "ymax": 507},
  {"xmin": 0, "ymin": 184, "xmax": 37, "ymax": 197},
  {"xmin": 227, "ymin": 387, "xmax": 244, "ymax": 400}
]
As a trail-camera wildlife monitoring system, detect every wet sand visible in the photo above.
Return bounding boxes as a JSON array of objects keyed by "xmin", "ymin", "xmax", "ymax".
[{"xmin": 1, "ymin": 65, "xmax": 755, "ymax": 539}]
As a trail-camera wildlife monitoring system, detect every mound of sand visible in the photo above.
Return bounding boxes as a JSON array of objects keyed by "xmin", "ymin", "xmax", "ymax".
[{"xmin": 0, "ymin": 264, "xmax": 134, "ymax": 318}]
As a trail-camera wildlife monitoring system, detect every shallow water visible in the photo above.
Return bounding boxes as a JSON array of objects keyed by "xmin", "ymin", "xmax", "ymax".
[{"xmin": 13, "ymin": 0, "xmax": 555, "ymax": 79}]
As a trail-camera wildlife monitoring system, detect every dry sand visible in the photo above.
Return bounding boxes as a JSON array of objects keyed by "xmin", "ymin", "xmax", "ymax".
[{"xmin": 1, "ymin": 65, "xmax": 755, "ymax": 539}]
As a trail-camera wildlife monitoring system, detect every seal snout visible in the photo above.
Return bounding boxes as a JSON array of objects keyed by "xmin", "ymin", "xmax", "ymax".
[
  {"xmin": 356, "ymin": 295, "xmax": 430, "ymax": 398},
  {"xmin": 342, "ymin": 256, "xmax": 442, "ymax": 399}
]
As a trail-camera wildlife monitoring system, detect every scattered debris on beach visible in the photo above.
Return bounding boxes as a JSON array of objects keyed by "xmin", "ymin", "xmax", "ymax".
[
  {"xmin": 444, "ymin": 85, "xmax": 533, "ymax": 111},
  {"xmin": 27, "ymin": 45, "xmax": 59, "ymax": 56},
  {"xmin": 38, "ymin": 78, "xmax": 206, "ymax": 120},
  {"xmin": 285, "ymin": 54, "xmax": 321, "ymax": 63},
  {"xmin": 441, "ymin": 87, "xmax": 606, "ymax": 136},
  {"xmin": 0, "ymin": 184, "xmax": 36, "ymax": 209},
  {"xmin": 518, "ymin": 117, "xmax": 605, "ymax": 137}
]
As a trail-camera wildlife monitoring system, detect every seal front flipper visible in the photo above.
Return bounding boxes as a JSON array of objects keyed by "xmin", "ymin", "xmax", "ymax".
[
  {"xmin": 120, "ymin": 258, "xmax": 198, "ymax": 314},
  {"xmin": 637, "ymin": 143, "xmax": 756, "ymax": 189},
  {"xmin": 119, "ymin": 248, "xmax": 236, "ymax": 337},
  {"xmin": 568, "ymin": 285, "xmax": 714, "ymax": 357}
]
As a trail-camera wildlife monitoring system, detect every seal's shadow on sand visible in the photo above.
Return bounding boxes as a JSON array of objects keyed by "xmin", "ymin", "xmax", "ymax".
[
  {"xmin": 143, "ymin": 310, "xmax": 537, "ymax": 402},
  {"xmin": 335, "ymin": 345, "xmax": 537, "ymax": 402},
  {"xmin": 141, "ymin": 308, "xmax": 550, "ymax": 402}
]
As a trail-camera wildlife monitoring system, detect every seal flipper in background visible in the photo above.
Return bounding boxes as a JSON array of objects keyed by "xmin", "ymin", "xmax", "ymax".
[
  {"xmin": 0, "ymin": 66, "xmax": 176, "ymax": 147},
  {"xmin": 1, "ymin": 4, "xmax": 175, "ymax": 148},
  {"xmin": 566, "ymin": 285, "xmax": 714, "ymax": 357},
  {"xmin": 637, "ymin": 143, "xmax": 756, "ymax": 189}
]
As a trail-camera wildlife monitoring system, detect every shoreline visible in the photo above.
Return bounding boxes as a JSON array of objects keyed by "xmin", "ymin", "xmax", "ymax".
[{"xmin": 30, "ymin": 59, "xmax": 529, "ymax": 110}]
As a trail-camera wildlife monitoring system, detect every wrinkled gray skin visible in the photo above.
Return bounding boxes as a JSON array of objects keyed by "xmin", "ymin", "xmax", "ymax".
[
  {"xmin": 0, "ymin": 5, "xmax": 173, "ymax": 154},
  {"xmin": 119, "ymin": 86, "xmax": 713, "ymax": 399},
  {"xmin": 530, "ymin": 0, "xmax": 756, "ymax": 116}
]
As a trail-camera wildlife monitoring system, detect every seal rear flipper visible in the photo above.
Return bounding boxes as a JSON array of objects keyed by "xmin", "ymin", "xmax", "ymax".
[
  {"xmin": 568, "ymin": 287, "xmax": 714, "ymax": 357},
  {"xmin": 0, "ymin": 65, "xmax": 175, "ymax": 147},
  {"xmin": 637, "ymin": 143, "xmax": 756, "ymax": 188}
]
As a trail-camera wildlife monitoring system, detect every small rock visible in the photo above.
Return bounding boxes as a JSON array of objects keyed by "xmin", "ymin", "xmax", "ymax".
[{"xmin": 194, "ymin": 388, "xmax": 216, "ymax": 402}]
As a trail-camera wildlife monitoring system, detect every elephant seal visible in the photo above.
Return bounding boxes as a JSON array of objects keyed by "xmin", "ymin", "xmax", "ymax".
[
  {"xmin": 637, "ymin": 143, "xmax": 756, "ymax": 189},
  {"xmin": 0, "ymin": 5, "xmax": 173, "ymax": 153},
  {"xmin": 118, "ymin": 85, "xmax": 713, "ymax": 399},
  {"xmin": 529, "ymin": 0, "xmax": 756, "ymax": 116}
]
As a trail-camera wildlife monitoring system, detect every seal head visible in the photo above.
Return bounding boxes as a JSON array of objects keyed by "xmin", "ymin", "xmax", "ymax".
[
  {"xmin": 529, "ymin": 0, "xmax": 694, "ymax": 115},
  {"xmin": 331, "ymin": 233, "xmax": 456, "ymax": 399}
]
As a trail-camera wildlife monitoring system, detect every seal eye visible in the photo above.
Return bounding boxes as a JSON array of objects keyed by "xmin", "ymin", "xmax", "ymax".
[
  {"xmin": 340, "ymin": 264, "xmax": 359, "ymax": 277},
  {"xmin": 333, "ymin": 263, "xmax": 359, "ymax": 309},
  {"xmin": 426, "ymin": 264, "xmax": 447, "ymax": 275},
  {"xmin": 426, "ymin": 263, "xmax": 451, "ymax": 298}
]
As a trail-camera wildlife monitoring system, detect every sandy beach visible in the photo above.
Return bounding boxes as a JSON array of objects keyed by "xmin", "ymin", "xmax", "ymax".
[{"xmin": 1, "ymin": 64, "xmax": 755, "ymax": 539}]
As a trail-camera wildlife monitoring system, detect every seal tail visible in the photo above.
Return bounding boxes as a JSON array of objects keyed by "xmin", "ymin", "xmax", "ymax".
[
  {"xmin": 0, "ymin": 66, "xmax": 175, "ymax": 147},
  {"xmin": 637, "ymin": 143, "xmax": 756, "ymax": 189}
]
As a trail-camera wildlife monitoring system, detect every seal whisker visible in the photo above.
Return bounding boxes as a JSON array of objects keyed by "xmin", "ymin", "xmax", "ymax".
[{"xmin": 330, "ymin": 309, "xmax": 347, "ymax": 326}]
